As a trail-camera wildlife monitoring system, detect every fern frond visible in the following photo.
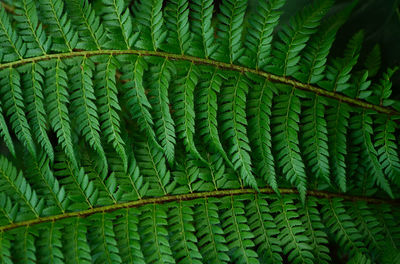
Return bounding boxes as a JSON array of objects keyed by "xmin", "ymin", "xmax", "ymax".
[
  {"xmin": 69, "ymin": 56, "xmax": 107, "ymax": 171},
  {"xmin": 22, "ymin": 62, "xmax": 54, "ymax": 162},
  {"xmin": 272, "ymin": 86, "xmax": 307, "ymax": 201},
  {"xmin": 0, "ymin": 231, "xmax": 12, "ymax": 264},
  {"xmin": 46, "ymin": 58, "xmax": 77, "ymax": 168},
  {"xmin": 38, "ymin": 0, "xmax": 78, "ymax": 52},
  {"xmin": 172, "ymin": 151, "xmax": 203, "ymax": 194},
  {"xmin": 246, "ymin": 194, "xmax": 282, "ymax": 264},
  {"xmin": 169, "ymin": 200, "xmax": 202, "ymax": 264},
  {"xmin": 11, "ymin": 226, "xmax": 37, "ymax": 263},
  {"xmin": 221, "ymin": 195, "xmax": 259, "ymax": 264},
  {"xmin": 140, "ymin": 204, "xmax": 175, "ymax": 264},
  {"xmin": 350, "ymin": 110, "xmax": 393, "ymax": 197},
  {"xmin": 65, "ymin": 0, "xmax": 106, "ymax": 50},
  {"xmin": 301, "ymin": 95, "xmax": 330, "ymax": 184},
  {"xmin": 241, "ymin": 0, "xmax": 285, "ymax": 69},
  {"xmin": 0, "ymin": 156, "xmax": 44, "ymax": 219},
  {"xmin": 171, "ymin": 62, "xmax": 204, "ymax": 163},
  {"xmin": 62, "ymin": 217, "xmax": 92, "ymax": 263},
  {"xmin": 195, "ymin": 68, "xmax": 231, "ymax": 166},
  {"xmin": 14, "ymin": 0, "xmax": 51, "ymax": 56},
  {"xmin": 101, "ymin": 0, "xmax": 138, "ymax": 49},
  {"xmin": 135, "ymin": 0, "xmax": 166, "ymax": 51},
  {"xmin": 87, "ymin": 212, "xmax": 122, "ymax": 264},
  {"xmin": 0, "ymin": 67, "xmax": 36, "ymax": 157},
  {"xmin": 94, "ymin": 55, "xmax": 127, "ymax": 171},
  {"xmin": 220, "ymin": 73, "xmax": 256, "ymax": 189},
  {"xmin": 195, "ymin": 197, "xmax": 230, "ymax": 263},
  {"xmin": 189, "ymin": 0, "xmax": 216, "ymax": 58},
  {"xmin": 0, "ymin": 193, "xmax": 18, "ymax": 225},
  {"xmin": 213, "ymin": 0, "xmax": 247, "ymax": 64},
  {"xmin": 147, "ymin": 58, "xmax": 176, "ymax": 165},
  {"xmin": 36, "ymin": 221, "xmax": 64, "ymax": 263},
  {"xmin": 364, "ymin": 44, "xmax": 381, "ymax": 78},
  {"xmin": 321, "ymin": 198, "xmax": 368, "ymax": 260},
  {"xmin": 0, "ymin": 103, "xmax": 15, "ymax": 157},
  {"xmin": 271, "ymin": 0, "xmax": 333, "ymax": 76},
  {"xmin": 247, "ymin": 77, "xmax": 277, "ymax": 192},
  {"xmin": 271, "ymin": 196, "xmax": 313, "ymax": 264},
  {"xmin": 164, "ymin": 0, "xmax": 191, "ymax": 54},
  {"xmin": 0, "ymin": 7, "xmax": 25, "ymax": 61},
  {"xmin": 113, "ymin": 208, "xmax": 145, "ymax": 264}
]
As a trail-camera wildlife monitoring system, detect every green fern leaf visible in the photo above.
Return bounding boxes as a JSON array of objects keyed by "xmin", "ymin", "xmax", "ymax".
[
  {"xmin": 12, "ymin": 226, "xmax": 37, "ymax": 264},
  {"xmin": 0, "ymin": 7, "xmax": 25, "ymax": 61},
  {"xmin": 220, "ymin": 73, "xmax": 256, "ymax": 189},
  {"xmin": 22, "ymin": 62, "xmax": 54, "ymax": 162},
  {"xmin": 247, "ymin": 77, "xmax": 278, "ymax": 192},
  {"xmin": 0, "ymin": 193, "xmax": 18, "ymax": 225},
  {"xmin": 0, "ymin": 103, "xmax": 15, "ymax": 157},
  {"xmin": 241, "ymin": 0, "xmax": 285, "ymax": 69},
  {"xmin": 38, "ymin": 0, "xmax": 78, "ymax": 52},
  {"xmin": 164, "ymin": 0, "xmax": 191, "ymax": 54},
  {"xmin": 272, "ymin": 86, "xmax": 307, "ymax": 201},
  {"xmin": 14, "ymin": 0, "xmax": 51, "ymax": 56},
  {"xmin": 0, "ymin": 67, "xmax": 36, "ymax": 157},
  {"xmin": 189, "ymin": 0, "xmax": 217, "ymax": 58},
  {"xmin": 94, "ymin": 55, "xmax": 127, "ymax": 171},
  {"xmin": 69, "ymin": 56, "xmax": 107, "ymax": 171},
  {"xmin": 36, "ymin": 221, "xmax": 64, "ymax": 263},
  {"xmin": 213, "ymin": 0, "xmax": 247, "ymax": 64},
  {"xmin": 0, "ymin": 231, "xmax": 12, "ymax": 264},
  {"xmin": 62, "ymin": 217, "xmax": 92, "ymax": 263},
  {"xmin": 147, "ymin": 58, "xmax": 176, "ymax": 165}
]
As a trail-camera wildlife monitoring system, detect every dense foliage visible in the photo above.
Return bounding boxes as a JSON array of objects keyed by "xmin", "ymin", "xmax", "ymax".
[{"xmin": 0, "ymin": 0, "xmax": 399, "ymax": 263}]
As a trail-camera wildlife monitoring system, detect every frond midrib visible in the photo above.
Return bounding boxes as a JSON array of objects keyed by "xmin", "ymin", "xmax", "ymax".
[
  {"xmin": 0, "ymin": 49, "xmax": 397, "ymax": 117},
  {"xmin": 1, "ymin": 187, "xmax": 398, "ymax": 233}
]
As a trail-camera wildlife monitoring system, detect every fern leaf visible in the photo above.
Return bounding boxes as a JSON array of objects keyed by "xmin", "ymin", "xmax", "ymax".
[
  {"xmin": 147, "ymin": 58, "xmax": 176, "ymax": 165},
  {"xmin": 364, "ymin": 44, "xmax": 381, "ymax": 78},
  {"xmin": 12, "ymin": 226, "xmax": 37, "ymax": 264},
  {"xmin": 36, "ymin": 221, "xmax": 64, "ymax": 263},
  {"xmin": 38, "ymin": 0, "xmax": 78, "ymax": 52},
  {"xmin": 22, "ymin": 62, "xmax": 54, "ymax": 162},
  {"xmin": 247, "ymin": 77, "xmax": 277, "ymax": 192},
  {"xmin": 134, "ymin": 134, "xmax": 174, "ymax": 196},
  {"xmin": 54, "ymin": 153, "xmax": 98, "ymax": 210},
  {"xmin": 70, "ymin": 56, "xmax": 107, "ymax": 171},
  {"xmin": 270, "ymin": 196, "xmax": 313, "ymax": 264},
  {"xmin": 0, "ymin": 7, "xmax": 25, "ymax": 61},
  {"xmin": 375, "ymin": 115, "xmax": 400, "ymax": 186},
  {"xmin": 299, "ymin": 197, "xmax": 330, "ymax": 264},
  {"xmin": 370, "ymin": 67, "xmax": 398, "ymax": 107},
  {"xmin": 373, "ymin": 204, "xmax": 400, "ymax": 249},
  {"xmin": 135, "ymin": 0, "xmax": 166, "ymax": 51},
  {"xmin": 46, "ymin": 58, "xmax": 77, "ymax": 168},
  {"xmin": 101, "ymin": 0, "xmax": 138, "ymax": 49},
  {"xmin": 326, "ymin": 101, "xmax": 350, "ymax": 192},
  {"xmin": 94, "ymin": 55, "xmax": 127, "ymax": 171},
  {"xmin": 14, "ymin": 0, "xmax": 51, "ymax": 56},
  {"xmin": 171, "ymin": 62, "xmax": 204, "ymax": 163},
  {"xmin": 172, "ymin": 151, "xmax": 203, "ymax": 194},
  {"xmin": 246, "ymin": 194, "xmax": 282, "ymax": 264},
  {"xmin": 113, "ymin": 208, "xmax": 145, "ymax": 264},
  {"xmin": 88, "ymin": 213, "xmax": 122, "ymax": 264},
  {"xmin": 0, "ymin": 193, "xmax": 18, "ymax": 225},
  {"xmin": 221, "ymin": 195, "xmax": 259, "ymax": 264},
  {"xmin": 120, "ymin": 55, "xmax": 159, "ymax": 148},
  {"xmin": 241, "ymin": 0, "xmax": 285, "ymax": 69},
  {"xmin": 220, "ymin": 73, "xmax": 256, "ymax": 189},
  {"xmin": 0, "ymin": 67, "xmax": 36, "ymax": 157},
  {"xmin": 195, "ymin": 68, "xmax": 231, "ymax": 167},
  {"xmin": 350, "ymin": 110, "xmax": 393, "ymax": 197},
  {"xmin": 201, "ymin": 150, "xmax": 234, "ymax": 190},
  {"xmin": 0, "ymin": 231, "xmax": 12, "ymax": 264},
  {"xmin": 65, "ymin": 0, "xmax": 106, "ymax": 50},
  {"xmin": 301, "ymin": 95, "xmax": 330, "ymax": 184},
  {"xmin": 189, "ymin": 0, "xmax": 217, "ymax": 58},
  {"xmin": 272, "ymin": 86, "xmax": 307, "ymax": 201},
  {"xmin": 169, "ymin": 200, "xmax": 203, "ymax": 264},
  {"xmin": 0, "ymin": 103, "xmax": 15, "ymax": 157},
  {"xmin": 271, "ymin": 0, "xmax": 333, "ymax": 76},
  {"xmin": 347, "ymin": 201, "xmax": 384, "ymax": 252},
  {"xmin": 164, "ymin": 0, "xmax": 191, "ymax": 54},
  {"xmin": 195, "ymin": 197, "xmax": 230, "ymax": 263},
  {"xmin": 62, "ymin": 217, "xmax": 92, "ymax": 264},
  {"xmin": 140, "ymin": 204, "xmax": 175, "ymax": 264},
  {"xmin": 25, "ymin": 151, "xmax": 68, "ymax": 215},
  {"xmin": 213, "ymin": 0, "xmax": 247, "ymax": 64},
  {"xmin": 321, "ymin": 198, "xmax": 368, "ymax": 259}
]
